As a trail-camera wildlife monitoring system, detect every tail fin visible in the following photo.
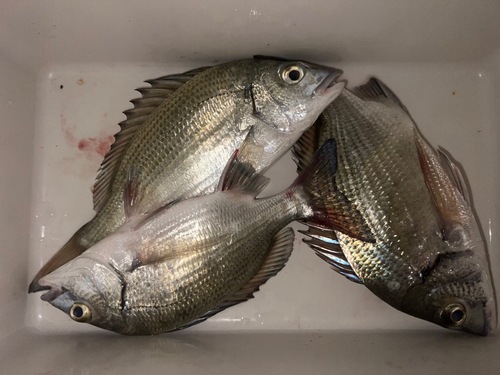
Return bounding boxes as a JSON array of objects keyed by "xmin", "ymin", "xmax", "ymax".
[
  {"xmin": 293, "ymin": 139, "xmax": 375, "ymax": 243},
  {"xmin": 28, "ymin": 224, "xmax": 88, "ymax": 293}
]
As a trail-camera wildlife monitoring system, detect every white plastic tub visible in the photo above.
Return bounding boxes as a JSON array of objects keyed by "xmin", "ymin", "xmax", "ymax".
[{"xmin": 1, "ymin": 1, "xmax": 500, "ymax": 373}]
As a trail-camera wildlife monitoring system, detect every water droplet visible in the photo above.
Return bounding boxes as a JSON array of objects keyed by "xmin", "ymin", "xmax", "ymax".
[
  {"xmin": 7, "ymin": 100, "xmax": 12, "ymax": 106},
  {"xmin": 242, "ymin": 317, "xmax": 250, "ymax": 325}
]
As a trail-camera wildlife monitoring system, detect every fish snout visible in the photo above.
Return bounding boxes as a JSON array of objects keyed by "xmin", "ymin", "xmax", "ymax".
[
  {"xmin": 37, "ymin": 278, "xmax": 65, "ymax": 302},
  {"xmin": 313, "ymin": 69, "xmax": 344, "ymax": 97}
]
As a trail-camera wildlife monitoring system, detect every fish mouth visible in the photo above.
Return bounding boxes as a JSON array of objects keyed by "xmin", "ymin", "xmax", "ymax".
[
  {"xmin": 37, "ymin": 278, "xmax": 65, "ymax": 302},
  {"xmin": 313, "ymin": 69, "xmax": 344, "ymax": 96}
]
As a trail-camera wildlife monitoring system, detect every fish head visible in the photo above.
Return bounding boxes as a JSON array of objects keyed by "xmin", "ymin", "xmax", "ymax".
[
  {"xmin": 37, "ymin": 255, "xmax": 124, "ymax": 331},
  {"xmin": 401, "ymin": 249, "xmax": 496, "ymax": 336},
  {"xmin": 252, "ymin": 57, "xmax": 344, "ymax": 133}
]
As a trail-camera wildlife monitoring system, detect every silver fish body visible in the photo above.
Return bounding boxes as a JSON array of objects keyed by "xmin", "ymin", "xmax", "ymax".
[
  {"xmin": 30, "ymin": 58, "xmax": 344, "ymax": 291},
  {"xmin": 37, "ymin": 140, "xmax": 345, "ymax": 334},
  {"xmin": 40, "ymin": 193, "xmax": 297, "ymax": 334},
  {"xmin": 294, "ymin": 80, "xmax": 496, "ymax": 335}
]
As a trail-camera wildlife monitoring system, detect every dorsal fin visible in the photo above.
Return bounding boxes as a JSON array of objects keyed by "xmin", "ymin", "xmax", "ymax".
[
  {"xmin": 437, "ymin": 148, "xmax": 471, "ymax": 206},
  {"xmin": 92, "ymin": 67, "xmax": 211, "ymax": 212},
  {"xmin": 170, "ymin": 227, "xmax": 295, "ymax": 331},
  {"xmin": 355, "ymin": 77, "xmax": 411, "ymax": 117},
  {"xmin": 217, "ymin": 149, "xmax": 270, "ymax": 197},
  {"xmin": 300, "ymin": 226, "xmax": 362, "ymax": 284},
  {"xmin": 291, "ymin": 121, "xmax": 320, "ymax": 174}
]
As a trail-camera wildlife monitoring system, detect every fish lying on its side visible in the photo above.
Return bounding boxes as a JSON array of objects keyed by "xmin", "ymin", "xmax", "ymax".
[
  {"xmin": 29, "ymin": 57, "xmax": 345, "ymax": 292},
  {"xmin": 293, "ymin": 78, "xmax": 496, "ymax": 335},
  {"xmin": 36, "ymin": 140, "xmax": 371, "ymax": 335}
]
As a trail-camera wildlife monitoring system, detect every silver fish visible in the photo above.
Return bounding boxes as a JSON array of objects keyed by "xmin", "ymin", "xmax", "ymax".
[
  {"xmin": 293, "ymin": 78, "xmax": 497, "ymax": 335},
  {"xmin": 36, "ymin": 140, "xmax": 363, "ymax": 335},
  {"xmin": 29, "ymin": 57, "xmax": 344, "ymax": 292}
]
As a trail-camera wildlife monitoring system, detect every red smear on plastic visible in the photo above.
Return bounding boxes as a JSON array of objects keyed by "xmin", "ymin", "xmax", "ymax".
[
  {"xmin": 61, "ymin": 114, "xmax": 114, "ymax": 159},
  {"xmin": 78, "ymin": 136, "xmax": 114, "ymax": 157}
]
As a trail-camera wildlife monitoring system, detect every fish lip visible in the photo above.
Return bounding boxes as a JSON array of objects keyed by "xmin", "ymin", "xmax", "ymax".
[
  {"xmin": 38, "ymin": 278, "xmax": 65, "ymax": 302},
  {"xmin": 313, "ymin": 69, "xmax": 343, "ymax": 96},
  {"xmin": 28, "ymin": 279, "xmax": 46, "ymax": 293}
]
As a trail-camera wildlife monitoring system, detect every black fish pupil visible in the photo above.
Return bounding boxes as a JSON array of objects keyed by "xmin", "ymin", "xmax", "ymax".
[
  {"xmin": 73, "ymin": 306, "xmax": 84, "ymax": 318},
  {"xmin": 289, "ymin": 70, "xmax": 300, "ymax": 81},
  {"xmin": 451, "ymin": 309, "xmax": 464, "ymax": 322}
]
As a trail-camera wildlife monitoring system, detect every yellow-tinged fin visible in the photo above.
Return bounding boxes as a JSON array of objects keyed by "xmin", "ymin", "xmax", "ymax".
[
  {"xmin": 415, "ymin": 132, "xmax": 464, "ymax": 240},
  {"xmin": 293, "ymin": 139, "xmax": 375, "ymax": 243},
  {"xmin": 28, "ymin": 225, "xmax": 88, "ymax": 293},
  {"xmin": 92, "ymin": 67, "xmax": 211, "ymax": 212},
  {"xmin": 170, "ymin": 227, "xmax": 295, "ymax": 332}
]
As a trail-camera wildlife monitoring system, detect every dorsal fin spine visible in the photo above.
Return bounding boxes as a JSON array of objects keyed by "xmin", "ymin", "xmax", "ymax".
[{"xmin": 91, "ymin": 68, "xmax": 210, "ymax": 212}]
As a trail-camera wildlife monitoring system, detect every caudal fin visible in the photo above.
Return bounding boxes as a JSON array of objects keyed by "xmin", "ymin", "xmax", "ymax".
[
  {"xmin": 28, "ymin": 224, "xmax": 88, "ymax": 293},
  {"xmin": 293, "ymin": 139, "xmax": 375, "ymax": 243}
]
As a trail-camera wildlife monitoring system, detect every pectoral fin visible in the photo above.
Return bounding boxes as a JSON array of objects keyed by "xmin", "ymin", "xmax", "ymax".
[{"xmin": 415, "ymin": 132, "xmax": 464, "ymax": 240}]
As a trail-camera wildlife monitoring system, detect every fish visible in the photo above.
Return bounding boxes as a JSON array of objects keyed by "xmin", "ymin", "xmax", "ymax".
[
  {"xmin": 292, "ymin": 78, "xmax": 497, "ymax": 335},
  {"xmin": 35, "ymin": 139, "xmax": 369, "ymax": 335},
  {"xmin": 29, "ymin": 57, "xmax": 345, "ymax": 292}
]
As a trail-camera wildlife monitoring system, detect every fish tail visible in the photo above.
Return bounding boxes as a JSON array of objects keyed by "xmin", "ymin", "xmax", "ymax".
[
  {"xmin": 28, "ymin": 223, "xmax": 89, "ymax": 293},
  {"xmin": 291, "ymin": 139, "xmax": 375, "ymax": 243}
]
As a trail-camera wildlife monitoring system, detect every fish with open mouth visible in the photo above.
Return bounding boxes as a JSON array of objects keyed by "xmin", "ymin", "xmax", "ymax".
[
  {"xmin": 29, "ymin": 57, "xmax": 344, "ymax": 292},
  {"xmin": 293, "ymin": 78, "xmax": 497, "ymax": 335},
  {"xmin": 36, "ymin": 140, "xmax": 369, "ymax": 335}
]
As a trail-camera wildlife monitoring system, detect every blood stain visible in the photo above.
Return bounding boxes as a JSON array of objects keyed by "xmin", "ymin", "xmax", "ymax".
[
  {"xmin": 61, "ymin": 114, "xmax": 114, "ymax": 158},
  {"xmin": 78, "ymin": 136, "xmax": 115, "ymax": 157}
]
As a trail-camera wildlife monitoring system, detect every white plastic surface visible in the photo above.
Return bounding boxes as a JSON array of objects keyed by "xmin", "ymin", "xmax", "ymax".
[{"xmin": 1, "ymin": 1, "xmax": 500, "ymax": 374}]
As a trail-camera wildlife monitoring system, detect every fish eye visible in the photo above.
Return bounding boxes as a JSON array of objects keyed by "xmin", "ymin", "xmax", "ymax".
[
  {"xmin": 70, "ymin": 303, "xmax": 92, "ymax": 322},
  {"xmin": 281, "ymin": 65, "xmax": 305, "ymax": 84},
  {"xmin": 443, "ymin": 303, "xmax": 467, "ymax": 326}
]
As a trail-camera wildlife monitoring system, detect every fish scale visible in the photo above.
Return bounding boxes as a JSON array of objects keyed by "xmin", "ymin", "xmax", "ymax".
[
  {"xmin": 293, "ymin": 80, "xmax": 495, "ymax": 334},
  {"xmin": 30, "ymin": 58, "xmax": 344, "ymax": 291},
  {"xmin": 317, "ymin": 91, "xmax": 443, "ymax": 305},
  {"xmin": 114, "ymin": 193, "xmax": 300, "ymax": 334},
  {"xmin": 39, "ymin": 139, "xmax": 354, "ymax": 334}
]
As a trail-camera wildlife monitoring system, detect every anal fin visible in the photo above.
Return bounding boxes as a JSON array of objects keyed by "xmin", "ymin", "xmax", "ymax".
[
  {"xmin": 170, "ymin": 227, "xmax": 295, "ymax": 331},
  {"xmin": 300, "ymin": 223, "xmax": 362, "ymax": 284}
]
